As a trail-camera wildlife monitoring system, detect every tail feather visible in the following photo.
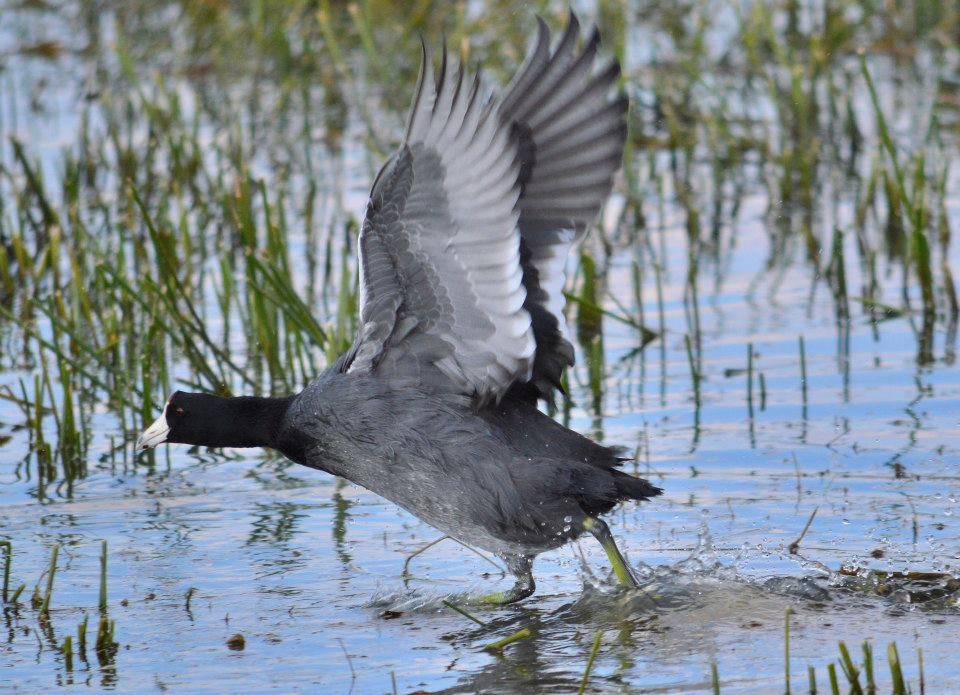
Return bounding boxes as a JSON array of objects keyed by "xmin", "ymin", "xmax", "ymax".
[
  {"xmin": 568, "ymin": 465, "xmax": 662, "ymax": 518},
  {"xmin": 612, "ymin": 470, "xmax": 663, "ymax": 502}
]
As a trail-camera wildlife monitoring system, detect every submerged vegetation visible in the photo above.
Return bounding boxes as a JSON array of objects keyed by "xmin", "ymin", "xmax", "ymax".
[
  {"xmin": 1, "ymin": 0, "xmax": 959, "ymax": 691},
  {"xmin": 1, "ymin": 540, "xmax": 118, "ymax": 686}
]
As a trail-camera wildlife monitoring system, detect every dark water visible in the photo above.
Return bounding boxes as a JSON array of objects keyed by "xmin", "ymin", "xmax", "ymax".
[{"xmin": 1, "ymin": 1, "xmax": 959, "ymax": 692}]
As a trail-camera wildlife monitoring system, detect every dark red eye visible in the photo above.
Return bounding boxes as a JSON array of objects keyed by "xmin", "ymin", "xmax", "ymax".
[{"xmin": 175, "ymin": 407, "xmax": 185, "ymax": 417}]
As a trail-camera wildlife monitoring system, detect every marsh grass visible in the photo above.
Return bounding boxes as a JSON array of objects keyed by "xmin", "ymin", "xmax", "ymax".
[
  {"xmin": 98, "ymin": 540, "xmax": 107, "ymax": 613},
  {"xmin": 578, "ymin": 630, "xmax": 603, "ymax": 695},
  {"xmin": 40, "ymin": 542, "xmax": 58, "ymax": 616},
  {"xmin": 706, "ymin": 622, "xmax": 924, "ymax": 695},
  {"xmin": 0, "ymin": 541, "xmax": 117, "ymax": 679},
  {"xmin": 62, "ymin": 634, "xmax": 73, "ymax": 672},
  {"xmin": 1, "ymin": 540, "xmax": 10, "ymax": 603},
  {"xmin": 483, "ymin": 626, "xmax": 532, "ymax": 653},
  {"xmin": 785, "ymin": 607, "xmax": 792, "ymax": 693},
  {"xmin": 78, "ymin": 613, "xmax": 89, "ymax": 657},
  {"xmin": 1, "ymin": 0, "xmax": 958, "ymax": 689},
  {"xmin": 441, "ymin": 599, "xmax": 487, "ymax": 627},
  {"xmin": 0, "ymin": 0, "xmax": 956, "ymax": 491}
]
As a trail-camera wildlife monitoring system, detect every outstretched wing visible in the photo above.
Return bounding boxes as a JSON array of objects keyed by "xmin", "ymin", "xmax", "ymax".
[
  {"xmin": 346, "ymin": 46, "xmax": 535, "ymax": 402},
  {"xmin": 501, "ymin": 14, "xmax": 629, "ymax": 402}
]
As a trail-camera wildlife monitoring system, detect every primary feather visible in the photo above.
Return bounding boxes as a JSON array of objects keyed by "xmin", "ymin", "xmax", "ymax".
[{"xmin": 348, "ymin": 14, "xmax": 627, "ymax": 405}]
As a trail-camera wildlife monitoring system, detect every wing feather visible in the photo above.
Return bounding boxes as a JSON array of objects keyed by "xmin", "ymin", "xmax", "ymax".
[
  {"xmin": 499, "ymin": 13, "xmax": 628, "ymax": 402},
  {"xmin": 349, "ymin": 51, "xmax": 533, "ymax": 402},
  {"xmin": 349, "ymin": 14, "xmax": 626, "ymax": 406}
]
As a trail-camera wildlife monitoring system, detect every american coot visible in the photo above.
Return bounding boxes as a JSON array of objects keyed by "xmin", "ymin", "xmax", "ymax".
[{"xmin": 137, "ymin": 14, "xmax": 662, "ymax": 604}]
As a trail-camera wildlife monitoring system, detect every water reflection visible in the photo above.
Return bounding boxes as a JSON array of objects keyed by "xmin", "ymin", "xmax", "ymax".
[
  {"xmin": 247, "ymin": 501, "xmax": 307, "ymax": 547},
  {"xmin": 331, "ymin": 479, "xmax": 354, "ymax": 567}
]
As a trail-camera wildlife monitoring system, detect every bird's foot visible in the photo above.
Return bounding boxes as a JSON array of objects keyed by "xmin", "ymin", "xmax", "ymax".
[
  {"xmin": 463, "ymin": 555, "xmax": 535, "ymax": 606},
  {"xmin": 468, "ymin": 578, "xmax": 535, "ymax": 606}
]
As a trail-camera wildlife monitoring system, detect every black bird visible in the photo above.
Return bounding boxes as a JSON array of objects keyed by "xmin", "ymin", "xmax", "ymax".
[{"xmin": 137, "ymin": 14, "xmax": 662, "ymax": 604}]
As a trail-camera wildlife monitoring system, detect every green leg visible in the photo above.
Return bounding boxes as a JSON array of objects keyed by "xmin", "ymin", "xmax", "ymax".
[
  {"xmin": 466, "ymin": 555, "xmax": 535, "ymax": 606},
  {"xmin": 582, "ymin": 516, "xmax": 639, "ymax": 588}
]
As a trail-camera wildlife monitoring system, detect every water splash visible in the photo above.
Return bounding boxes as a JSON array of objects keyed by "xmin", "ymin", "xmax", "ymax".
[{"xmin": 574, "ymin": 523, "xmax": 960, "ymax": 616}]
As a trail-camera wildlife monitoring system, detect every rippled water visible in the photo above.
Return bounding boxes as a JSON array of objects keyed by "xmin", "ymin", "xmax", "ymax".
[{"xmin": 2, "ymin": 1, "xmax": 959, "ymax": 693}]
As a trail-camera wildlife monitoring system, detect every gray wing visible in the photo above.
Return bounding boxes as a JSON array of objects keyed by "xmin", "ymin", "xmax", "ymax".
[
  {"xmin": 347, "ymin": 46, "xmax": 535, "ymax": 402},
  {"xmin": 500, "ymin": 14, "xmax": 629, "ymax": 402}
]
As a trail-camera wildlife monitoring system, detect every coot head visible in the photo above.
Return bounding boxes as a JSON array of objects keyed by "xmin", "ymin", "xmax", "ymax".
[
  {"xmin": 137, "ymin": 390, "xmax": 296, "ymax": 455},
  {"xmin": 136, "ymin": 391, "xmax": 212, "ymax": 450}
]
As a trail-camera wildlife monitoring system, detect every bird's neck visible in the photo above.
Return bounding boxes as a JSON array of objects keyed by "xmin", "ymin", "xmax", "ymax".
[{"xmin": 177, "ymin": 394, "xmax": 295, "ymax": 451}]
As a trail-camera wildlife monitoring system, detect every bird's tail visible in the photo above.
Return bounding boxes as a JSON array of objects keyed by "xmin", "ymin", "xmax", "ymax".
[{"xmin": 612, "ymin": 470, "xmax": 662, "ymax": 502}]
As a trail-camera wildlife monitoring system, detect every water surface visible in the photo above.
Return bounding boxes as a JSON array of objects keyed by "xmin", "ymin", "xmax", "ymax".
[{"xmin": 1, "ymin": 1, "xmax": 958, "ymax": 692}]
